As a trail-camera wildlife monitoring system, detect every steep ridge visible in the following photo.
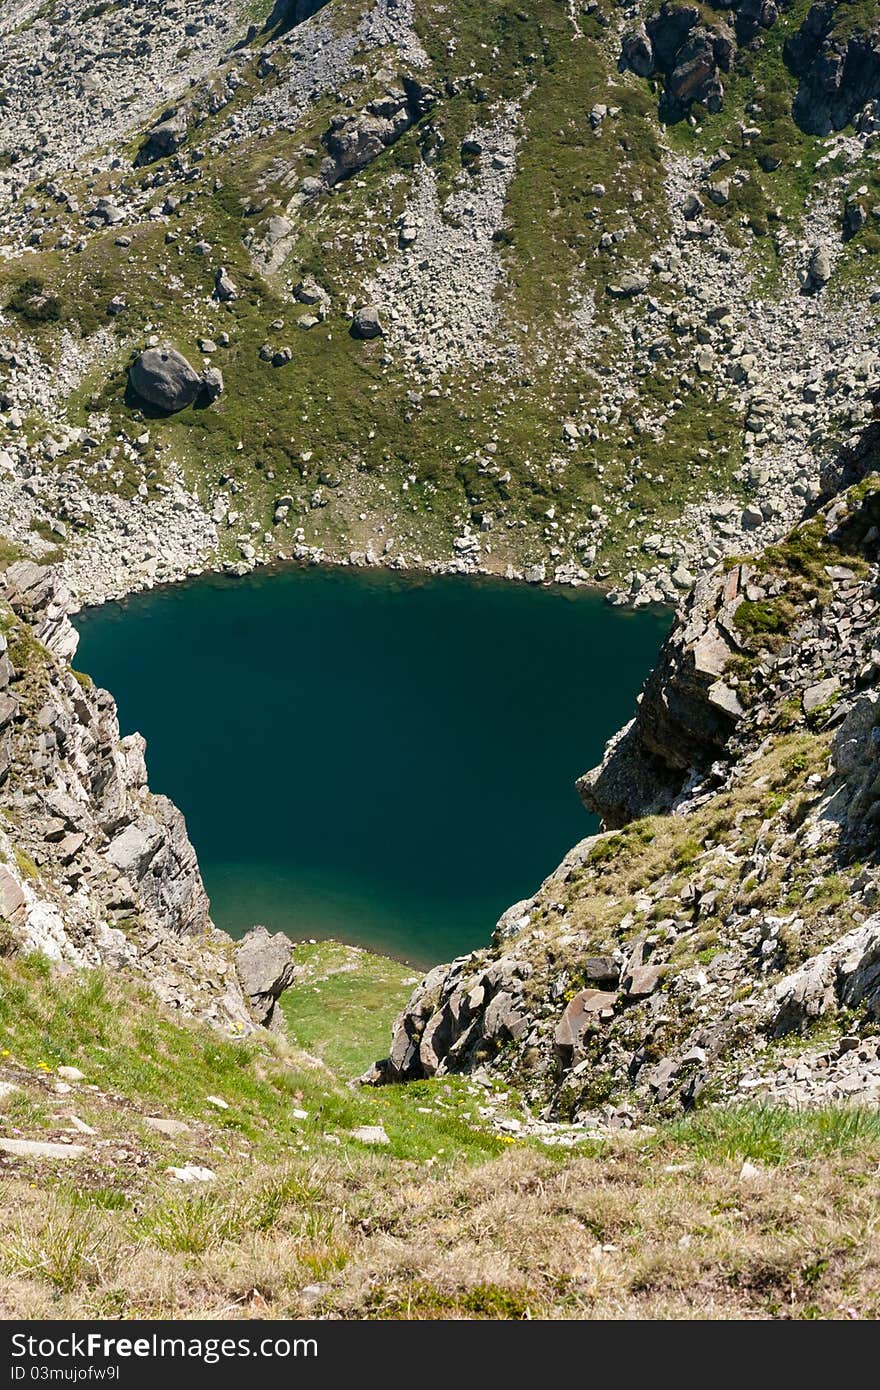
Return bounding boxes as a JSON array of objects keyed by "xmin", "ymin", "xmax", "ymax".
[
  {"xmin": 370, "ymin": 413, "xmax": 880, "ymax": 1120},
  {"xmin": 0, "ymin": 553, "xmax": 264, "ymax": 1029}
]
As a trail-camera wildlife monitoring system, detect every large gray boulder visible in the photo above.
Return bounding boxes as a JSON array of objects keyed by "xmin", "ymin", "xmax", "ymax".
[
  {"xmin": 806, "ymin": 244, "xmax": 832, "ymax": 292},
  {"xmin": 622, "ymin": 23, "xmax": 655, "ymax": 77},
  {"xmin": 213, "ymin": 266, "xmax": 238, "ymax": 302},
  {"xmin": 136, "ymin": 108, "xmax": 188, "ymax": 165},
  {"xmin": 351, "ymin": 305, "xmax": 383, "ymax": 339},
  {"xmin": 234, "ymin": 925, "xmax": 297, "ymax": 1024},
  {"xmin": 129, "ymin": 347, "xmax": 202, "ymax": 412}
]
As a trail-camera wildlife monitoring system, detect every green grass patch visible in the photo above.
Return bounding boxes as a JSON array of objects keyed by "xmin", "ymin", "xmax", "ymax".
[
  {"xmin": 281, "ymin": 940, "xmax": 415, "ymax": 1076},
  {"xmin": 664, "ymin": 1104, "xmax": 880, "ymax": 1165}
]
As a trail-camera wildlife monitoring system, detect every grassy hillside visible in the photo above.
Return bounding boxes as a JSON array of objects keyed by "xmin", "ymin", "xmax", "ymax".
[{"xmin": 0, "ymin": 948, "xmax": 879, "ymax": 1319}]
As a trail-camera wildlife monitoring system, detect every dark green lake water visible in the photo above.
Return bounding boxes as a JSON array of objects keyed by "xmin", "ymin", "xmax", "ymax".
[{"xmin": 74, "ymin": 567, "xmax": 669, "ymax": 966}]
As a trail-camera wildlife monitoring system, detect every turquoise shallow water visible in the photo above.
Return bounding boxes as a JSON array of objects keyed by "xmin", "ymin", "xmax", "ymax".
[{"xmin": 74, "ymin": 567, "xmax": 670, "ymax": 966}]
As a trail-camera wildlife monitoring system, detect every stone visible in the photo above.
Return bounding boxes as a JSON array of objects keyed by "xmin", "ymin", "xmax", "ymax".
[
  {"xmin": 202, "ymin": 366, "xmax": 224, "ymax": 402},
  {"xmin": 129, "ymin": 347, "xmax": 201, "ymax": 413},
  {"xmin": 351, "ymin": 305, "xmax": 383, "ymax": 339},
  {"xmin": 67, "ymin": 1115, "xmax": 97, "ymax": 1136},
  {"xmin": 293, "ymin": 277, "xmax": 325, "ymax": 305},
  {"xmin": 136, "ymin": 108, "xmax": 188, "ymax": 165},
  {"xmin": 234, "ymin": 924, "xmax": 296, "ymax": 1024},
  {"xmin": 324, "ymin": 113, "xmax": 397, "ymax": 180},
  {"xmin": 213, "ymin": 266, "xmax": 238, "ymax": 302},
  {"xmin": 844, "ymin": 200, "xmax": 866, "ymax": 236},
  {"xmin": 806, "ymin": 244, "xmax": 831, "ymax": 290},
  {"xmin": 0, "ymin": 1137, "xmax": 86, "ymax": 1159},
  {"xmin": 682, "ymin": 191, "xmax": 704, "ymax": 220},
  {"xmin": 264, "ymin": 215, "xmax": 293, "ymax": 245},
  {"xmin": 144, "ymin": 1116, "xmax": 192, "ymax": 1137},
  {"xmin": 482, "ymin": 990, "xmax": 529, "ymax": 1041},
  {"xmin": 606, "ymin": 274, "xmax": 648, "ymax": 299},
  {"xmin": 832, "ymin": 692, "xmax": 878, "ymax": 776},
  {"xmin": 105, "ymin": 823, "xmax": 162, "ymax": 880},
  {"xmin": 624, "ymin": 964, "xmax": 665, "ymax": 998},
  {"xmin": 555, "ymin": 989, "xmax": 617, "ymax": 1053},
  {"xmin": 167, "ymin": 1164, "xmax": 215, "ymax": 1182},
  {"xmin": 708, "ymin": 681, "xmax": 744, "ymax": 719},
  {"xmin": 769, "ymin": 917, "xmax": 880, "ymax": 1034},
  {"xmin": 622, "ymin": 23, "xmax": 655, "ymax": 77},
  {"xmin": 0, "ymin": 867, "xmax": 27, "ymax": 927},
  {"xmin": 582, "ymin": 956, "xmax": 620, "ymax": 989},
  {"xmin": 57, "ymin": 1066, "xmax": 85, "ymax": 1082},
  {"xmin": 803, "ymin": 677, "xmax": 839, "ymax": 716},
  {"xmin": 349, "ymin": 1125, "xmax": 389, "ymax": 1145}
]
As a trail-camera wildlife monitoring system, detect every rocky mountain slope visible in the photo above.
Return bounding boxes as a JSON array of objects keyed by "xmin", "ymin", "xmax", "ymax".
[
  {"xmin": 371, "ymin": 412, "xmax": 880, "ymax": 1119},
  {"xmin": 0, "ymin": 547, "xmax": 297, "ymax": 1029},
  {"xmin": 0, "ymin": 0, "xmax": 877, "ymax": 609},
  {"xmin": 0, "ymin": 0, "xmax": 876, "ymax": 1100},
  {"xmin": 2, "ymin": 0, "xmax": 880, "ymax": 1324}
]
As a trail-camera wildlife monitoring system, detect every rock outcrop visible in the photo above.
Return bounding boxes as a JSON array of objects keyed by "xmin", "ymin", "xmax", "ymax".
[
  {"xmin": 0, "ymin": 559, "xmax": 253, "ymax": 1031},
  {"xmin": 579, "ymin": 563, "xmax": 751, "ymax": 828},
  {"xmin": 135, "ymin": 107, "xmax": 190, "ymax": 167},
  {"xmin": 234, "ymin": 925, "xmax": 297, "ymax": 1024},
  {"xmin": 623, "ymin": 3, "xmax": 739, "ymax": 116},
  {"xmin": 786, "ymin": 1, "xmax": 880, "ymax": 134},
  {"xmin": 321, "ymin": 78, "xmax": 438, "ymax": 186},
  {"xmin": 370, "ymin": 465, "xmax": 880, "ymax": 1117}
]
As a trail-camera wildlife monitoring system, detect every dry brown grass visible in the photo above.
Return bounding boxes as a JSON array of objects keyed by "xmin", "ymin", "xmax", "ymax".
[
  {"xmin": 327, "ymin": 1142, "xmax": 880, "ymax": 1320},
  {"xmin": 2, "ymin": 1127, "xmax": 878, "ymax": 1320},
  {"xmin": 2, "ymin": 953, "xmax": 879, "ymax": 1321}
]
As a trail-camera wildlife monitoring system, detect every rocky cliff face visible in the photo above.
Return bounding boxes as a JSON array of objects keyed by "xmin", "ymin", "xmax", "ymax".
[
  {"xmin": 0, "ymin": 556, "xmax": 256, "ymax": 1029},
  {"xmin": 370, "ymin": 438, "xmax": 880, "ymax": 1119},
  {"xmin": 577, "ymin": 565, "xmax": 749, "ymax": 827},
  {"xmin": 786, "ymin": 1, "xmax": 880, "ymax": 135}
]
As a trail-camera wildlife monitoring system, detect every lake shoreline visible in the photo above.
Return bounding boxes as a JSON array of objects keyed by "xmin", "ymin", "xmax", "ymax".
[
  {"xmin": 69, "ymin": 543, "xmax": 676, "ymax": 619},
  {"xmin": 51, "ymin": 471, "xmax": 679, "ymax": 616}
]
